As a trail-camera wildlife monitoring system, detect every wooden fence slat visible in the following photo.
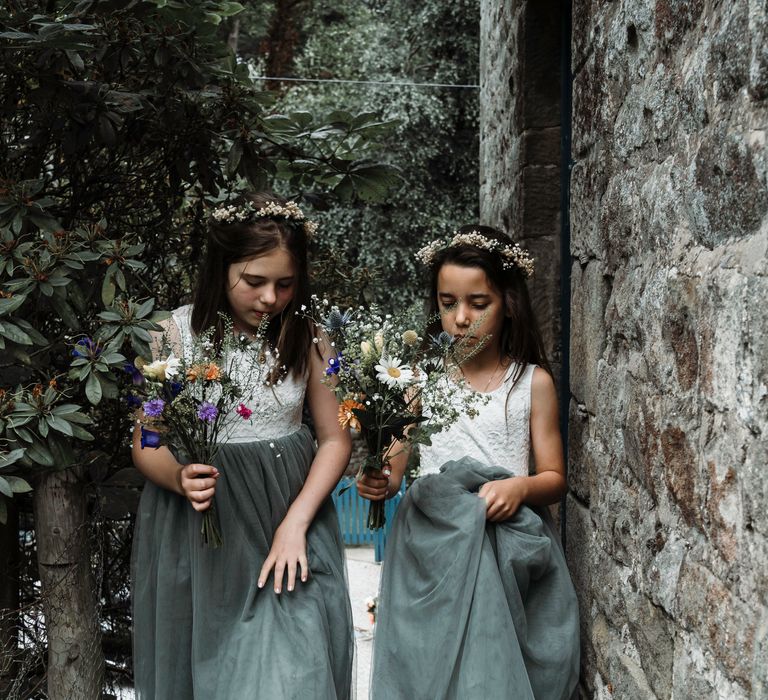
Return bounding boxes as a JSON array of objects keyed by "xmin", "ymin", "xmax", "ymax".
[{"xmin": 331, "ymin": 477, "xmax": 406, "ymax": 561}]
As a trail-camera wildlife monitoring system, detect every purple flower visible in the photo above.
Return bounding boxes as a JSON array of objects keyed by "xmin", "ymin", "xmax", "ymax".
[
  {"xmin": 124, "ymin": 363, "xmax": 145, "ymax": 385},
  {"xmin": 72, "ymin": 338, "xmax": 100, "ymax": 358},
  {"xmin": 125, "ymin": 394, "xmax": 142, "ymax": 409},
  {"xmin": 140, "ymin": 427, "xmax": 161, "ymax": 449},
  {"xmin": 197, "ymin": 401, "xmax": 218, "ymax": 423},
  {"xmin": 142, "ymin": 398, "xmax": 165, "ymax": 417}
]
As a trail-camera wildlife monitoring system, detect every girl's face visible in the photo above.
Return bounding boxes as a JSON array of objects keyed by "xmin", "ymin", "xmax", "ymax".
[
  {"xmin": 436, "ymin": 263, "xmax": 507, "ymax": 358},
  {"xmin": 226, "ymin": 247, "xmax": 296, "ymax": 334}
]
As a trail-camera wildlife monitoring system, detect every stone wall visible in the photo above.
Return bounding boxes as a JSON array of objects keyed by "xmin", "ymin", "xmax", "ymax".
[
  {"xmin": 568, "ymin": 0, "xmax": 768, "ymax": 697},
  {"xmin": 480, "ymin": 0, "xmax": 768, "ymax": 698},
  {"xmin": 479, "ymin": 0, "xmax": 563, "ymax": 370}
]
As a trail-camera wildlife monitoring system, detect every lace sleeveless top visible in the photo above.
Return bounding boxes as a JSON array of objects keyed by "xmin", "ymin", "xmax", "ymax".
[
  {"xmin": 166, "ymin": 305, "xmax": 307, "ymax": 442},
  {"xmin": 419, "ymin": 363, "xmax": 537, "ymax": 477}
]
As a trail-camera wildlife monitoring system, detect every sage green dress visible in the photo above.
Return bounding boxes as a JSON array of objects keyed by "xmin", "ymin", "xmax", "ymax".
[
  {"xmin": 371, "ymin": 365, "xmax": 580, "ymax": 699},
  {"xmin": 131, "ymin": 305, "xmax": 353, "ymax": 699}
]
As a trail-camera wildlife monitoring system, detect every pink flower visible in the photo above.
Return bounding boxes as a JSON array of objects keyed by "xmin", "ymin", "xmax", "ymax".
[{"xmin": 236, "ymin": 403, "xmax": 253, "ymax": 420}]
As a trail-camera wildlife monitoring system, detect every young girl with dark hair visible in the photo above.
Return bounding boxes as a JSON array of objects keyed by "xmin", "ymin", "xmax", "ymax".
[
  {"xmin": 358, "ymin": 224, "xmax": 580, "ymax": 699},
  {"xmin": 131, "ymin": 193, "xmax": 354, "ymax": 699}
]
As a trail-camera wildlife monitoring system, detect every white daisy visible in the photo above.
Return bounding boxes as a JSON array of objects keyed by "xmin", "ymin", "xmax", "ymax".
[{"xmin": 375, "ymin": 356, "xmax": 414, "ymax": 388}]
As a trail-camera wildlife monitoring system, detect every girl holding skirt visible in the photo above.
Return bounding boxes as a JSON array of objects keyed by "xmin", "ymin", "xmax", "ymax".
[
  {"xmin": 358, "ymin": 225, "xmax": 580, "ymax": 699},
  {"xmin": 131, "ymin": 192, "xmax": 354, "ymax": 699}
]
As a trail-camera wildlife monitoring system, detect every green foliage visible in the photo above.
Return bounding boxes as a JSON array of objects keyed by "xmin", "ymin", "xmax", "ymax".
[
  {"xmin": 254, "ymin": 0, "xmax": 481, "ymax": 307},
  {"xmin": 0, "ymin": 0, "xmax": 397, "ymax": 514}
]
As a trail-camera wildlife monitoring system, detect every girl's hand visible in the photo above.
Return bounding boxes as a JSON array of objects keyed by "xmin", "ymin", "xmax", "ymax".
[
  {"xmin": 356, "ymin": 469, "xmax": 399, "ymax": 501},
  {"xmin": 179, "ymin": 463, "xmax": 219, "ymax": 512},
  {"xmin": 478, "ymin": 477, "xmax": 528, "ymax": 522},
  {"xmin": 258, "ymin": 518, "xmax": 309, "ymax": 594}
]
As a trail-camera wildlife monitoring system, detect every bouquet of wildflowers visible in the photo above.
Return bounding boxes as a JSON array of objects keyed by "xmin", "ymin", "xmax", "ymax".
[
  {"xmin": 128, "ymin": 316, "xmax": 269, "ymax": 547},
  {"xmin": 305, "ymin": 296, "xmax": 485, "ymax": 529}
]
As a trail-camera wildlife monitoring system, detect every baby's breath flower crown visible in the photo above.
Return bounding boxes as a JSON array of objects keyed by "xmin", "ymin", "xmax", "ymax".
[
  {"xmin": 210, "ymin": 200, "xmax": 319, "ymax": 239},
  {"xmin": 415, "ymin": 230, "xmax": 535, "ymax": 278}
]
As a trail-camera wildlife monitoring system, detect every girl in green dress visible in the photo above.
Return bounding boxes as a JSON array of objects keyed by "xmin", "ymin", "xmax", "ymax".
[
  {"xmin": 131, "ymin": 193, "xmax": 354, "ymax": 699},
  {"xmin": 358, "ymin": 225, "xmax": 580, "ymax": 699}
]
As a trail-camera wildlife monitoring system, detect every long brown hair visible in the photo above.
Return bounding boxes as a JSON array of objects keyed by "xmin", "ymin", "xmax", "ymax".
[
  {"xmin": 191, "ymin": 192, "xmax": 314, "ymax": 379},
  {"xmin": 426, "ymin": 224, "xmax": 552, "ymax": 390}
]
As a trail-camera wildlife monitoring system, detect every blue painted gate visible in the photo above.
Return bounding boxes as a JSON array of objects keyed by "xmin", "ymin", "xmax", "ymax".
[{"xmin": 331, "ymin": 477, "xmax": 405, "ymax": 562}]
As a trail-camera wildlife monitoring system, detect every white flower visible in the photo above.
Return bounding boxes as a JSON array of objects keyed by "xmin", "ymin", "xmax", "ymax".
[
  {"xmin": 142, "ymin": 354, "xmax": 181, "ymax": 380},
  {"xmin": 375, "ymin": 356, "xmax": 414, "ymax": 388}
]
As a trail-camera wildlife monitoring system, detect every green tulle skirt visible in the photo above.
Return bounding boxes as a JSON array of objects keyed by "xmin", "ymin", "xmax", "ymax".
[
  {"xmin": 371, "ymin": 459, "xmax": 580, "ymax": 700},
  {"xmin": 131, "ymin": 426, "xmax": 354, "ymax": 699}
]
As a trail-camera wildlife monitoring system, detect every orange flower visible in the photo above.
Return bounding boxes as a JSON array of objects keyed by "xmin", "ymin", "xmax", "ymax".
[
  {"xmin": 186, "ymin": 365, "xmax": 201, "ymax": 382},
  {"xmin": 205, "ymin": 363, "xmax": 221, "ymax": 381},
  {"xmin": 32, "ymin": 384, "xmax": 43, "ymax": 397},
  {"xmin": 48, "ymin": 378, "xmax": 58, "ymax": 389},
  {"xmin": 338, "ymin": 399, "xmax": 365, "ymax": 431}
]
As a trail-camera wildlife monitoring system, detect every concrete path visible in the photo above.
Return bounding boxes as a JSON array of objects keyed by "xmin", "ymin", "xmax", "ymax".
[{"xmin": 346, "ymin": 546, "xmax": 381, "ymax": 700}]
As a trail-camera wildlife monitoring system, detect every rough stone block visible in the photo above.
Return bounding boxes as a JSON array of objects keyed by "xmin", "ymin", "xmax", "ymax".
[
  {"xmin": 522, "ymin": 126, "xmax": 560, "ymax": 166},
  {"xmin": 569, "ymin": 259, "xmax": 609, "ymax": 412}
]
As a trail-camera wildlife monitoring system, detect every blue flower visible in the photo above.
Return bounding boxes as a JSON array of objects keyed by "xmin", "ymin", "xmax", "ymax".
[
  {"xmin": 125, "ymin": 394, "xmax": 142, "ymax": 409},
  {"xmin": 168, "ymin": 381, "xmax": 183, "ymax": 398},
  {"xmin": 325, "ymin": 353, "xmax": 344, "ymax": 377},
  {"xmin": 72, "ymin": 338, "xmax": 100, "ymax": 358},
  {"xmin": 140, "ymin": 427, "xmax": 161, "ymax": 449},
  {"xmin": 197, "ymin": 401, "xmax": 218, "ymax": 423},
  {"xmin": 124, "ymin": 363, "xmax": 145, "ymax": 385},
  {"xmin": 142, "ymin": 398, "xmax": 165, "ymax": 417}
]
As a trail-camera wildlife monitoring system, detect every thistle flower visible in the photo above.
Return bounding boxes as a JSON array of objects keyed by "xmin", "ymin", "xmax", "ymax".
[
  {"xmin": 429, "ymin": 331, "xmax": 455, "ymax": 352},
  {"xmin": 324, "ymin": 308, "xmax": 352, "ymax": 331}
]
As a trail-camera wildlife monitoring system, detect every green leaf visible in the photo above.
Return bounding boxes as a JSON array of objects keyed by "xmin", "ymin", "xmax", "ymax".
[
  {"xmin": 0, "ymin": 478, "xmax": 12, "ymax": 499},
  {"xmin": 25, "ymin": 442, "xmax": 54, "ymax": 467},
  {"xmin": 0, "ymin": 498, "xmax": 6, "ymax": 525},
  {"xmin": 101, "ymin": 267, "xmax": 116, "ymax": 307},
  {"xmin": 226, "ymin": 139, "xmax": 244, "ymax": 177},
  {"xmin": 47, "ymin": 415, "xmax": 74, "ymax": 437},
  {"xmin": 85, "ymin": 372, "xmax": 102, "ymax": 405},
  {"xmin": 136, "ymin": 298, "xmax": 155, "ymax": 318},
  {"xmin": 0, "ymin": 449, "xmax": 25, "ymax": 469},
  {"xmin": 218, "ymin": 2, "xmax": 245, "ymax": 16},
  {"xmin": 70, "ymin": 424, "xmax": 95, "ymax": 441},
  {"xmin": 0, "ymin": 322, "xmax": 33, "ymax": 345},
  {"xmin": 5, "ymin": 476, "xmax": 32, "ymax": 494},
  {"xmin": 0, "ymin": 295, "xmax": 25, "ymax": 317},
  {"xmin": 50, "ymin": 296, "xmax": 81, "ymax": 330}
]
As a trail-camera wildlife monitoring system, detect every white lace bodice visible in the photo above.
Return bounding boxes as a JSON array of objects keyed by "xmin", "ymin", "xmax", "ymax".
[
  {"xmin": 167, "ymin": 305, "xmax": 307, "ymax": 442},
  {"xmin": 419, "ymin": 363, "xmax": 537, "ymax": 477}
]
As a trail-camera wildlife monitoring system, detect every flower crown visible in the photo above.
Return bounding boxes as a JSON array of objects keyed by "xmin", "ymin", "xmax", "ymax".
[
  {"xmin": 415, "ymin": 230, "xmax": 535, "ymax": 277},
  {"xmin": 211, "ymin": 200, "xmax": 319, "ymax": 238}
]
